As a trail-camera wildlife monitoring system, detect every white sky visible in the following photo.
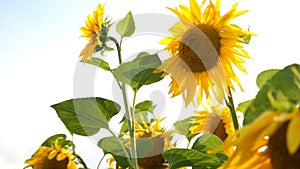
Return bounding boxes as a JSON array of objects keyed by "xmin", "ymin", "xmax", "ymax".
[{"xmin": 1, "ymin": 0, "xmax": 300, "ymax": 168}]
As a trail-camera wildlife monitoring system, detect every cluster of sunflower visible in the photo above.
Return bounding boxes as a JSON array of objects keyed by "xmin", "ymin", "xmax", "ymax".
[{"xmin": 24, "ymin": 0, "xmax": 300, "ymax": 169}]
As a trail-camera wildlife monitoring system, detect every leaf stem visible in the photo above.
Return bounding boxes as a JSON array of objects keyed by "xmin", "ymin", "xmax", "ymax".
[
  {"xmin": 97, "ymin": 154, "xmax": 106, "ymax": 169},
  {"xmin": 226, "ymin": 87, "xmax": 239, "ymax": 131}
]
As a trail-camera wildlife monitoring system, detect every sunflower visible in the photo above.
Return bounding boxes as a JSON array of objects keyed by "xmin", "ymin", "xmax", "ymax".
[
  {"xmin": 24, "ymin": 137, "xmax": 78, "ymax": 169},
  {"xmin": 80, "ymin": 4, "xmax": 109, "ymax": 62},
  {"xmin": 190, "ymin": 106, "xmax": 235, "ymax": 141},
  {"xmin": 157, "ymin": 0, "xmax": 255, "ymax": 106},
  {"xmin": 213, "ymin": 108, "xmax": 300, "ymax": 169},
  {"xmin": 107, "ymin": 117, "xmax": 180, "ymax": 169}
]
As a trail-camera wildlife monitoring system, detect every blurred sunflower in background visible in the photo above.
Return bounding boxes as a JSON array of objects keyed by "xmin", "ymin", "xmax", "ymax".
[
  {"xmin": 157, "ymin": 0, "xmax": 255, "ymax": 106},
  {"xmin": 24, "ymin": 137, "xmax": 78, "ymax": 169},
  {"xmin": 214, "ymin": 108, "xmax": 300, "ymax": 169},
  {"xmin": 80, "ymin": 4, "xmax": 110, "ymax": 62},
  {"xmin": 190, "ymin": 106, "xmax": 235, "ymax": 141},
  {"xmin": 107, "ymin": 117, "xmax": 181, "ymax": 169}
]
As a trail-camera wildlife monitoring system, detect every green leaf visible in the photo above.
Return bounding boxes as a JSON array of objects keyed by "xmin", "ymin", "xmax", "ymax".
[
  {"xmin": 116, "ymin": 11, "xmax": 135, "ymax": 38},
  {"xmin": 136, "ymin": 138, "xmax": 154, "ymax": 158},
  {"xmin": 244, "ymin": 64, "xmax": 300, "ymax": 125},
  {"xmin": 82, "ymin": 57, "xmax": 111, "ymax": 71},
  {"xmin": 162, "ymin": 148, "xmax": 221, "ymax": 169},
  {"xmin": 51, "ymin": 98, "xmax": 120, "ymax": 136},
  {"xmin": 114, "ymin": 53, "xmax": 164, "ymax": 91},
  {"xmin": 174, "ymin": 117, "xmax": 197, "ymax": 141},
  {"xmin": 41, "ymin": 134, "xmax": 66, "ymax": 147},
  {"xmin": 135, "ymin": 100, "xmax": 154, "ymax": 113},
  {"xmin": 256, "ymin": 69, "xmax": 280, "ymax": 89},
  {"xmin": 98, "ymin": 136, "xmax": 130, "ymax": 168},
  {"xmin": 237, "ymin": 99, "xmax": 253, "ymax": 114},
  {"xmin": 192, "ymin": 134, "xmax": 228, "ymax": 164}
]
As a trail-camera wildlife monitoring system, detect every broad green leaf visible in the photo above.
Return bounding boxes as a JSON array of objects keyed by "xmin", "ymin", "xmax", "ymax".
[
  {"xmin": 114, "ymin": 53, "xmax": 164, "ymax": 91},
  {"xmin": 82, "ymin": 57, "xmax": 111, "ymax": 71},
  {"xmin": 41, "ymin": 134, "xmax": 66, "ymax": 147},
  {"xmin": 136, "ymin": 52, "xmax": 150, "ymax": 58},
  {"xmin": 237, "ymin": 99, "xmax": 253, "ymax": 114},
  {"xmin": 136, "ymin": 138, "xmax": 153, "ymax": 158},
  {"xmin": 116, "ymin": 11, "xmax": 135, "ymax": 38},
  {"xmin": 162, "ymin": 148, "xmax": 220, "ymax": 169},
  {"xmin": 98, "ymin": 136, "xmax": 130, "ymax": 168},
  {"xmin": 174, "ymin": 117, "xmax": 197, "ymax": 141},
  {"xmin": 256, "ymin": 69, "xmax": 279, "ymax": 89},
  {"xmin": 244, "ymin": 64, "xmax": 300, "ymax": 125},
  {"xmin": 135, "ymin": 100, "xmax": 154, "ymax": 113},
  {"xmin": 192, "ymin": 134, "xmax": 228, "ymax": 164},
  {"xmin": 51, "ymin": 98, "xmax": 120, "ymax": 136}
]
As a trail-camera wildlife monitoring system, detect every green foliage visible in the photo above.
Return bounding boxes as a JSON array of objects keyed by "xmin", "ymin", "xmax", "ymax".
[
  {"xmin": 82, "ymin": 58, "xmax": 111, "ymax": 71},
  {"xmin": 51, "ymin": 98, "xmax": 120, "ymax": 136},
  {"xmin": 256, "ymin": 69, "xmax": 279, "ymax": 89},
  {"xmin": 162, "ymin": 148, "xmax": 221, "ymax": 169},
  {"xmin": 135, "ymin": 100, "xmax": 154, "ymax": 113},
  {"xmin": 116, "ymin": 11, "xmax": 135, "ymax": 38},
  {"xmin": 237, "ymin": 99, "xmax": 253, "ymax": 114},
  {"xmin": 113, "ymin": 52, "xmax": 164, "ymax": 91},
  {"xmin": 244, "ymin": 64, "xmax": 300, "ymax": 125},
  {"xmin": 119, "ymin": 100, "xmax": 155, "ymax": 134},
  {"xmin": 98, "ymin": 136, "xmax": 130, "ymax": 168},
  {"xmin": 41, "ymin": 134, "xmax": 66, "ymax": 147},
  {"xmin": 192, "ymin": 134, "xmax": 228, "ymax": 164},
  {"xmin": 173, "ymin": 116, "xmax": 197, "ymax": 141},
  {"xmin": 136, "ymin": 138, "xmax": 153, "ymax": 158}
]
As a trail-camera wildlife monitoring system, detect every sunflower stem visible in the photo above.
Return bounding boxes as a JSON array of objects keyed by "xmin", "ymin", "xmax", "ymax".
[
  {"xmin": 108, "ymin": 36, "xmax": 122, "ymax": 64},
  {"xmin": 226, "ymin": 87, "xmax": 239, "ymax": 131},
  {"xmin": 74, "ymin": 153, "xmax": 88, "ymax": 169},
  {"xmin": 109, "ymin": 36, "xmax": 138, "ymax": 169},
  {"xmin": 129, "ymin": 90, "xmax": 138, "ymax": 168},
  {"xmin": 108, "ymin": 128, "xmax": 134, "ymax": 169}
]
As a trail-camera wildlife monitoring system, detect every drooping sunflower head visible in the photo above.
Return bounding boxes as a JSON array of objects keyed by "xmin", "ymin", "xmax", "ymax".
[
  {"xmin": 80, "ymin": 4, "xmax": 110, "ymax": 62},
  {"xmin": 24, "ymin": 137, "xmax": 78, "ymax": 169},
  {"xmin": 190, "ymin": 106, "xmax": 235, "ymax": 141},
  {"xmin": 214, "ymin": 108, "xmax": 300, "ymax": 169},
  {"xmin": 158, "ymin": 0, "xmax": 255, "ymax": 106}
]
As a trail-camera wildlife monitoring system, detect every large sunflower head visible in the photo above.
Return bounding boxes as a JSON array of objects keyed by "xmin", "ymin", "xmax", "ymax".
[
  {"xmin": 158, "ymin": 0, "xmax": 255, "ymax": 106},
  {"xmin": 80, "ymin": 4, "xmax": 110, "ymax": 62},
  {"xmin": 190, "ymin": 106, "xmax": 235, "ymax": 141},
  {"xmin": 24, "ymin": 137, "xmax": 78, "ymax": 169},
  {"xmin": 213, "ymin": 108, "xmax": 300, "ymax": 169}
]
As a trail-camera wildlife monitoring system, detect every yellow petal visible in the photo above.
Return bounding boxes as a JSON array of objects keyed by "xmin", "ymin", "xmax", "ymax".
[
  {"xmin": 286, "ymin": 112, "xmax": 300, "ymax": 155},
  {"xmin": 48, "ymin": 150, "xmax": 58, "ymax": 160}
]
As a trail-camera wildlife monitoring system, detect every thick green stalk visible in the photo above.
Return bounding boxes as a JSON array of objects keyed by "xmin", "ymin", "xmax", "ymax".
[
  {"xmin": 109, "ymin": 36, "xmax": 138, "ymax": 169},
  {"xmin": 129, "ymin": 90, "xmax": 138, "ymax": 168},
  {"xmin": 226, "ymin": 87, "xmax": 239, "ymax": 131}
]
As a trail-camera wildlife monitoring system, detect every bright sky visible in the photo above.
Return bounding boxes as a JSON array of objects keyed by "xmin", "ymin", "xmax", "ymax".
[{"xmin": 1, "ymin": 0, "xmax": 300, "ymax": 168}]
